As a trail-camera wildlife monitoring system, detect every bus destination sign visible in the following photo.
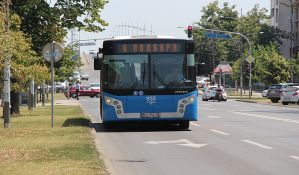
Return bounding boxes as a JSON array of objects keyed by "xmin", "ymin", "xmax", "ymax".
[{"xmin": 116, "ymin": 43, "xmax": 183, "ymax": 53}]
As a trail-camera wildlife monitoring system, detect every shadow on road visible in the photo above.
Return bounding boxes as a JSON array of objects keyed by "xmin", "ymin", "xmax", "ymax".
[
  {"xmin": 90, "ymin": 122, "xmax": 191, "ymax": 132},
  {"xmin": 63, "ymin": 117, "xmax": 90, "ymax": 127}
]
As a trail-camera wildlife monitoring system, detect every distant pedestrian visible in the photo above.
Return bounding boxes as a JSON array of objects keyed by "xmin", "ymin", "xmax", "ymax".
[{"xmin": 75, "ymin": 80, "xmax": 80, "ymax": 100}]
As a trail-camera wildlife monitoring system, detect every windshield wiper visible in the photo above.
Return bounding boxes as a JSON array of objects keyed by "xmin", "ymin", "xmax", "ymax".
[
  {"xmin": 131, "ymin": 71, "xmax": 145, "ymax": 89},
  {"xmin": 153, "ymin": 71, "xmax": 168, "ymax": 88}
]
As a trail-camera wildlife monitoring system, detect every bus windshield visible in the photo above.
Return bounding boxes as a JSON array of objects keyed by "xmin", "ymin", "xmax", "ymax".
[
  {"xmin": 103, "ymin": 54, "xmax": 195, "ymax": 90},
  {"xmin": 151, "ymin": 54, "xmax": 187, "ymax": 89},
  {"xmin": 103, "ymin": 54, "xmax": 149, "ymax": 89}
]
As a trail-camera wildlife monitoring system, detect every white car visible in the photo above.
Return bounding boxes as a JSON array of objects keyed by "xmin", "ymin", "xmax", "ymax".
[
  {"xmin": 90, "ymin": 83, "xmax": 100, "ymax": 90},
  {"xmin": 80, "ymin": 72, "xmax": 89, "ymax": 80},
  {"xmin": 280, "ymin": 86, "xmax": 299, "ymax": 105},
  {"xmin": 202, "ymin": 85, "xmax": 227, "ymax": 101},
  {"xmin": 69, "ymin": 71, "xmax": 81, "ymax": 81},
  {"xmin": 262, "ymin": 89, "xmax": 268, "ymax": 97}
]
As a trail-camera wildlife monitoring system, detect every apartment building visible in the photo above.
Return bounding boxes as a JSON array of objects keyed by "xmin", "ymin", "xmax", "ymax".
[{"xmin": 270, "ymin": 0, "xmax": 299, "ymax": 58}]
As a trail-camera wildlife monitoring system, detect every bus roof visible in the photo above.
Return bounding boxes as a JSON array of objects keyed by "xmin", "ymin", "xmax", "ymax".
[{"xmin": 111, "ymin": 35, "xmax": 177, "ymax": 40}]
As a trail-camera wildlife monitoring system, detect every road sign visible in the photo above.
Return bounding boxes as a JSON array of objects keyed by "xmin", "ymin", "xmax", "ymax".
[
  {"xmin": 42, "ymin": 42, "xmax": 64, "ymax": 63},
  {"xmin": 42, "ymin": 41, "xmax": 64, "ymax": 128},
  {"xmin": 246, "ymin": 55, "xmax": 255, "ymax": 64},
  {"xmin": 205, "ymin": 32, "xmax": 231, "ymax": 39}
]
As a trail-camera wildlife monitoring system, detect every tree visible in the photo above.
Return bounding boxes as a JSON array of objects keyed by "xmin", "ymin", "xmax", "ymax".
[
  {"xmin": 53, "ymin": 0, "xmax": 108, "ymax": 32},
  {"xmin": 257, "ymin": 24, "xmax": 289, "ymax": 47},
  {"xmin": 194, "ymin": 1, "xmax": 292, "ymax": 89},
  {"xmin": 193, "ymin": 1, "xmax": 239, "ymax": 76},
  {"xmin": 11, "ymin": 0, "xmax": 108, "ymax": 53},
  {"xmin": 54, "ymin": 46, "xmax": 83, "ymax": 82},
  {"xmin": 253, "ymin": 44, "xmax": 292, "ymax": 85},
  {"xmin": 0, "ymin": 12, "xmax": 50, "ymax": 116},
  {"xmin": 11, "ymin": 0, "xmax": 108, "ymax": 81},
  {"xmin": 3, "ymin": 0, "xmax": 108, "ymax": 116}
]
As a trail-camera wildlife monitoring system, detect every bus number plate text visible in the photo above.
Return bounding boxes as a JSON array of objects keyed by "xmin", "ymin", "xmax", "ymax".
[{"xmin": 140, "ymin": 113, "xmax": 161, "ymax": 118}]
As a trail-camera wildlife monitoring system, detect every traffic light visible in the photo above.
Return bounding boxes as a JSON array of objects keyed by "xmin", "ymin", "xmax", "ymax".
[{"xmin": 187, "ymin": 26, "xmax": 193, "ymax": 38}]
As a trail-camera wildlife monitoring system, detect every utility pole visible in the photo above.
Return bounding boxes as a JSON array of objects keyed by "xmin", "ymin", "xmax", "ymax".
[
  {"xmin": 290, "ymin": 0, "xmax": 295, "ymax": 83},
  {"xmin": 290, "ymin": 0, "xmax": 294, "ymax": 60},
  {"xmin": 2, "ymin": 0, "xmax": 12, "ymax": 128},
  {"xmin": 240, "ymin": 8, "xmax": 244, "ymax": 96}
]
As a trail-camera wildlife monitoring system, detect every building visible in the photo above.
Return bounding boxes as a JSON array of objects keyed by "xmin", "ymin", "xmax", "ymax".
[{"xmin": 270, "ymin": 0, "xmax": 299, "ymax": 58}]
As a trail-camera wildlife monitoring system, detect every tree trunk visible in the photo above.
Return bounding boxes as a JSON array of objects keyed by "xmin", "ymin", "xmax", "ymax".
[{"xmin": 11, "ymin": 91, "xmax": 20, "ymax": 116}]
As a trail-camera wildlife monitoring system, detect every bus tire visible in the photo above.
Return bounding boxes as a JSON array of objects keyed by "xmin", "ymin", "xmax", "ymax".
[{"xmin": 179, "ymin": 121, "xmax": 189, "ymax": 129}]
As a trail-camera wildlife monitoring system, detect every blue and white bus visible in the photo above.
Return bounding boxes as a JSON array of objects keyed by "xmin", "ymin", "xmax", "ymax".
[{"xmin": 94, "ymin": 36, "xmax": 197, "ymax": 129}]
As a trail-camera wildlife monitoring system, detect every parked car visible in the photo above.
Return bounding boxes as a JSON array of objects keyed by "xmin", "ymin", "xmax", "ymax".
[
  {"xmin": 280, "ymin": 86, "xmax": 299, "ymax": 105},
  {"xmin": 80, "ymin": 72, "xmax": 89, "ymax": 80},
  {"xmin": 65, "ymin": 85, "xmax": 101, "ymax": 98},
  {"xmin": 69, "ymin": 71, "xmax": 81, "ymax": 81},
  {"xmin": 267, "ymin": 83, "xmax": 299, "ymax": 103},
  {"xmin": 202, "ymin": 85, "xmax": 227, "ymax": 101},
  {"xmin": 90, "ymin": 83, "xmax": 100, "ymax": 90},
  {"xmin": 54, "ymin": 82, "xmax": 65, "ymax": 93}
]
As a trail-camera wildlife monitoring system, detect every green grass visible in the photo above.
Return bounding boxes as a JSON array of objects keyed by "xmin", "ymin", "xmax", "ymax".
[{"xmin": 0, "ymin": 105, "xmax": 107, "ymax": 175}]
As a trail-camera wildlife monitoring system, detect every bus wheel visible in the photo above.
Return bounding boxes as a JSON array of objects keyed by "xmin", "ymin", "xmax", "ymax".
[{"xmin": 179, "ymin": 121, "xmax": 189, "ymax": 130}]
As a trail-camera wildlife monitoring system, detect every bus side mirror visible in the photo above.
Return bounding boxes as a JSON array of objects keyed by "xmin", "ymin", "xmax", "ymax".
[
  {"xmin": 94, "ymin": 51, "xmax": 103, "ymax": 70},
  {"xmin": 94, "ymin": 58, "xmax": 102, "ymax": 70}
]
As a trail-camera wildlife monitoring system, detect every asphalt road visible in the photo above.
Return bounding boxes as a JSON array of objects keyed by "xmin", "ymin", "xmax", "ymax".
[{"xmin": 79, "ymin": 56, "xmax": 299, "ymax": 175}]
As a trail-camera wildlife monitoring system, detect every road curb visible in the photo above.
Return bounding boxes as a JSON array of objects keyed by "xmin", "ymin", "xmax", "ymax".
[{"xmin": 235, "ymin": 99, "xmax": 258, "ymax": 103}]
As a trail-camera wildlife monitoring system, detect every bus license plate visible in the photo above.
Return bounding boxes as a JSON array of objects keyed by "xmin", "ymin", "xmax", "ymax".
[{"xmin": 140, "ymin": 113, "xmax": 161, "ymax": 118}]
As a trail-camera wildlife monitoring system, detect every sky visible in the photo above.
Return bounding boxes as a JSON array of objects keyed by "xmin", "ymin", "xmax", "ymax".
[{"xmin": 72, "ymin": 0, "xmax": 270, "ymax": 53}]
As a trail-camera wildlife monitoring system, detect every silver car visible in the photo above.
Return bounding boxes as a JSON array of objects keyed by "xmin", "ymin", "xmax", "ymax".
[{"xmin": 280, "ymin": 86, "xmax": 299, "ymax": 105}]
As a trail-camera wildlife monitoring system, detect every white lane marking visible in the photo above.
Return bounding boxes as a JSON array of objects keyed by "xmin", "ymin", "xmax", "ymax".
[
  {"xmin": 289, "ymin": 156, "xmax": 299, "ymax": 161},
  {"xmin": 178, "ymin": 139, "xmax": 208, "ymax": 148},
  {"xmin": 241, "ymin": 140, "xmax": 273, "ymax": 150},
  {"xmin": 233, "ymin": 111, "xmax": 299, "ymax": 124},
  {"xmin": 210, "ymin": 129, "xmax": 230, "ymax": 136},
  {"xmin": 144, "ymin": 139, "xmax": 208, "ymax": 149},
  {"xmin": 209, "ymin": 115, "xmax": 221, "ymax": 119},
  {"xmin": 201, "ymin": 107, "xmax": 216, "ymax": 111},
  {"xmin": 190, "ymin": 122, "xmax": 201, "ymax": 127}
]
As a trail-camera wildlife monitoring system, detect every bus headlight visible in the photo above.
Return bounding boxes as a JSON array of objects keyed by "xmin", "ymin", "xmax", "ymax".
[
  {"xmin": 189, "ymin": 97, "xmax": 194, "ymax": 103},
  {"xmin": 106, "ymin": 99, "xmax": 111, "ymax": 103}
]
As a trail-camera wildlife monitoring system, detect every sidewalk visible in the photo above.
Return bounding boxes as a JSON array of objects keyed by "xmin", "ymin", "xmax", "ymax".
[{"xmin": 55, "ymin": 99, "xmax": 80, "ymax": 106}]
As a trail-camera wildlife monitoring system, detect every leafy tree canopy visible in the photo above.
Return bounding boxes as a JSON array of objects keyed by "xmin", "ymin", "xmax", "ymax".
[{"xmin": 253, "ymin": 44, "xmax": 292, "ymax": 85}]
